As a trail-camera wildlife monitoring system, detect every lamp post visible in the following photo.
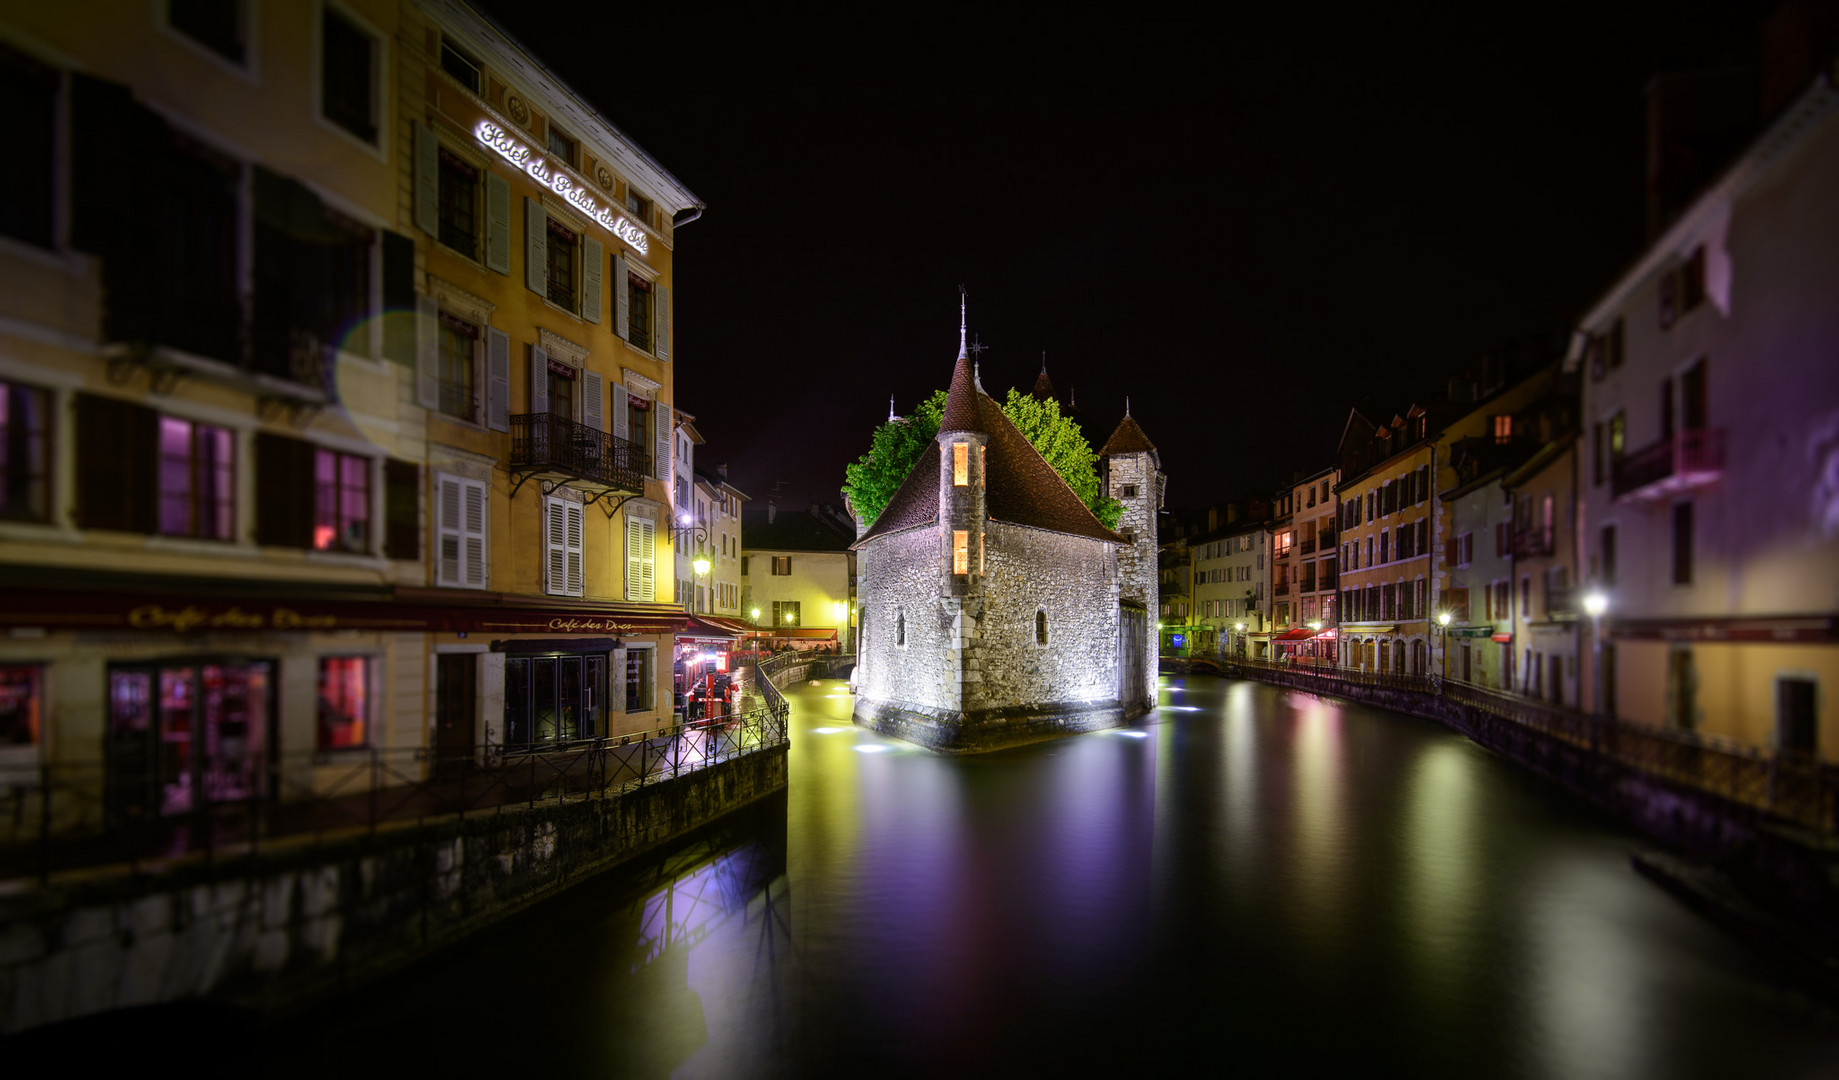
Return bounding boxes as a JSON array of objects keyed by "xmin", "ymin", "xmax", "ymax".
[
  {"xmin": 833, "ymin": 600, "xmax": 849, "ymax": 654},
  {"xmin": 1437, "ymin": 611, "xmax": 1452, "ymax": 686},
  {"xmin": 1234, "ymin": 622, "xmax": 1245, "ymax": 659},
  {"xmin": 1583, "ymin": 591, "xmax": 1608, "ymax": 717}
]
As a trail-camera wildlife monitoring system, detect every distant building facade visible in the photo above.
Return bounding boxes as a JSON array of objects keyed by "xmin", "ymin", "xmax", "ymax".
[
  {"xmin": 741, "ymin": 503, "xmax": 856, "ymax": 650},
  {"xmin": 1336, "ymin": 407, "xmax": 1438, "ymax": 674}
]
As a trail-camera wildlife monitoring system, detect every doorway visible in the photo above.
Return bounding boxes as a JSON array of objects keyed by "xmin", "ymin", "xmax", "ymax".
[{"xmin": 435, "ymin": 653, "xmax": 477, "ymax": 776}]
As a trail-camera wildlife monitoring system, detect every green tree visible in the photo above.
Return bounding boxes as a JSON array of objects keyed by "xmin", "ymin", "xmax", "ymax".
[{"xmin": 843, "ymin": 388, "xmax": 1123, "ymax": 531}]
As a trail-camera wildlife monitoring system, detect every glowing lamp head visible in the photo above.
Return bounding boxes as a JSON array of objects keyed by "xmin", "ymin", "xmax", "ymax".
[
  {"xmin": 751, "ymin": 608, "xmax": 761, "ymax": 620},
  {"xmin": 1235, "ymin": 623, "xmax": 1245, "ymax": 632},
  {"xmin": 1437, "ymin": 612, "xmax": 1452, "ymax": 627},
  {"xmin": 1584, "ymin": 592, "xmax": 1608, "ymax": 617},
  {"xmin": 679, "ymin": 512, "xmax": 692, "ymax": 526},
  {"xmin": 1308, "ymin": 620, "xmax": 1322, "ymax": 631},
  {"xmin": 833, "ymin": 601, "xmax": 847, "ymax": 621},
  {"xmin": 692, "ymin": 555, "xmax": 711, "ymax": 577}
]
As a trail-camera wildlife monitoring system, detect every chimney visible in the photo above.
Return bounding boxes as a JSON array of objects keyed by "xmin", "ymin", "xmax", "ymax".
[
  {"xmin": 717, "ymin": 462, "xmax": 729, "ymax": 482},
  {"xmin": 767, "ymin": 501, "xmax": 776, "ymax": 525}
]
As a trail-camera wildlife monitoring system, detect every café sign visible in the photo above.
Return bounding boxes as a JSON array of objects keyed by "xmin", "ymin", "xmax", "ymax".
[{"xmin": 476, "ymin": 121, "xmax": 650, "ymax": 255}]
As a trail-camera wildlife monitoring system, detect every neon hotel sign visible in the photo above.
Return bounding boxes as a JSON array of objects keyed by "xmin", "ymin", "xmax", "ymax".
[{"xmin": 476, "ymin": 121, "xmax": 649, "ymax": 256}]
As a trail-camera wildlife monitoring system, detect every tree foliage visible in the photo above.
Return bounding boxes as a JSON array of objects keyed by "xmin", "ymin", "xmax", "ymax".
[{"xmin": 843, "ymin": 388, "xmax": 1123, "ymax": 532}]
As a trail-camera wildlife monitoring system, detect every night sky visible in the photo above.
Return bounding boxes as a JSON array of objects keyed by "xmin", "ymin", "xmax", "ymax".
[{"xmin": 475, "ymin": 3, "xmax": 1773, "ymax": 511}]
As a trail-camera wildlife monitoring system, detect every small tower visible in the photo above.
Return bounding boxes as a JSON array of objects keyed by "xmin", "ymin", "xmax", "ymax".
[
  {"xmin": 1101, "ymin": 400, "xmax": 1163, "ymax": 713},
  {"xmin": 937, "ymin": 291, "xmax": 988, "ymax": 597}
]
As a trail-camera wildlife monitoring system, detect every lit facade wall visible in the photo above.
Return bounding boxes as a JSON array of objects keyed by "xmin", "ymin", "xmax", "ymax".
[
  {"xmin": 1575, "ymin": 80, "xmax": 1839, "ymax": 761},
  {"xmin": 741, "ymin": 548, "xmax": 853, "ymax": 642},
  {"xmin": 1335, "ymin": 416, "xmax": 1437, "ymax": 674},
  {"xmin": 1192, "ymin": 526, "xmax": 1269, "ymax": 657}
]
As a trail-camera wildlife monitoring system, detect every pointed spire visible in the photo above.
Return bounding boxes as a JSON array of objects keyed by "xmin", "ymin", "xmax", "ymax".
[
  {"xmin": 1040, "ymin": 351, "xmax": 1047, "ymax": 375},
  {"xmin": 958, "ymin": 285, "xmax": 967, "ymax": 360},
  {"xmin": 1125, "ymin": 396, "xmax": 1132, "ymax": 417},
  {"xmin": 889, "ymin": 393, "xmax": 897, "ymax": 422}
]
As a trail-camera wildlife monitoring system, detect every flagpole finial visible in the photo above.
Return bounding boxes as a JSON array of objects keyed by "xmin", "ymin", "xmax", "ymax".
[
  {"xmin": 1041, "ymin": 350, "xmax": 1047, "ymax": 375},
  {"xmin": 1125, "ymin": 396, "xmax": 1131, "ymax": 417},
  {"xmin": 958, "ymin": 286, "xmax": 967, "ymax": 359},
  {"xmin": 889, "ymin": 393, "xmax": 896, "ymax": 422}
]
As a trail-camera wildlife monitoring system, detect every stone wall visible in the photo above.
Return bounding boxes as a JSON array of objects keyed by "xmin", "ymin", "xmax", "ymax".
[
  {"xmin": 1107, "ymin": 449, "xmax": 1159, "ymax": 708},
  {"xmin": 969, "ymin": 522, "xmax": 1118, "ymax": 714},
  {"xmin": 0, "ymin": 747, "xmax": 787, "ymax": 1035},
  {"xmin": 857, "ymin": 525, "xmax": 956, "ymax": 713}
]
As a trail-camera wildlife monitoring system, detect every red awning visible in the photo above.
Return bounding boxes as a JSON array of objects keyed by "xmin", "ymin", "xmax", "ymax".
[
  {"xmin": 757, "ymin": 627, "xmax": 838, "ymax": 641},
  {"xmin": 1491, "ymin": 632, "xmax": 1514, "ymax": 643},
  {"xmin": 0, "ymin": 583, "xmax": 692, "ymax": 637},
  {"xmin": 677, "ymin": 615, "xmax": 743, "ymax": 642},
  {"xmin": 1272, "ymin": 627, "xmax": 1315, "ymax": 641},
  {"xmin": 695, "ymin": 615, "xmax": 759, "ymax": 637}
]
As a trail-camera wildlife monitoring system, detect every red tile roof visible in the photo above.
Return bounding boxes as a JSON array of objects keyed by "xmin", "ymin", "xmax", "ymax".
[{"xmin": 1100, "ymin": 413, "xmax": 1157, "ymax": 456}]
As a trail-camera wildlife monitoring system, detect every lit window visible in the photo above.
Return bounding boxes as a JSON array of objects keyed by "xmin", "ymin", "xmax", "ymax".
[
  {"xmin": 1493, "ymin": 415, "xmax": 1513, "ymax": 444},
  {"xmin": 314, "ymin": 449, "xmax": 371, "ymax": 553},
  {"xmin": 953, "ymin": 530, "xmax": 969, "ymax": 574},
  {"xmin": 953, "ymin": 442, "xmax": 969, "ymax": 486},
  {"xmin": 159, "ymin": 416, "xmax": 234, "ymax": 540},
  {"xmin": 0, "ymin": 380, "xmax": 51, "ymax": 522},
  {"xmin": 625, "ymin": 647, "xmax": 654, "ymax": 712},
  {"xmin": 317, "ymin": 657, "xmax": 369, "ymax": 749},
  {"xmin": 0, "ymin": 665, "xmax": 41, "ymax": 746}
]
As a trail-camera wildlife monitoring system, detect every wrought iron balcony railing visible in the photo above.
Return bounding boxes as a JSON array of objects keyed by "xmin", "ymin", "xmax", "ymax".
[
  {"xmin": 510, "ymin": 412, "xmax": 649, "ymax": 494},
  {"xmin": 1511, "ymin": 528, "xmax": 1555, "ymax": 559},
  {"xmin": 1612, "ymin": 428, "xmax": 1726, "ymax": 502}
]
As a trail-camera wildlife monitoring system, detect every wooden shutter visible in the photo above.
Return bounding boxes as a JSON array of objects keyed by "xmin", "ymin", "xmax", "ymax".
[
  {"xmin": 485, "ymin": 171, "xmax": 511, "ymax": 274},
  {"xmin": 655, "ymin": 284, "xmax": 669, "ymax": 360},
  {"xmin": 580, "ymin": 237, "xmax": 603, "ymax": 323},
  {"xmin": 462, "ymin": 478, "xmax": 487, "ymax": 587},
  {"xmin": 627, "ymin": 515, "xmax": 654, "ymax": 601},
  {"xmin": 530, "ymin": 344, "xmax": 549, "ymax": 414},
  {"xmin": 613, "ymin": 252, "xmax": 629, "ymax": 341},
  {"xmin": 436, "ymin": 474, "xmax": 462, "ymax": 585},
  {"xmin": 414, "ymin": 121, "xmax": 439, "ymax": 236},
  {"xmin": 382, "ymin": 230, "xmax": 415, "ymax": 364},
  {"xmin": 583, "ymin": 370, "xmax": 603, "ymax": 431},
  {"xmin": 525, "ymin": 197, "xmax": 546, "ymax": 295},
  {"xmin": 610, "ymin": 379, "xmax": 627, "ymax": 440},
  {"xmin": 76, "ymin": 393, "xmax": 158, "ymax": 532},
  {"xmin": 566, "ymin": 503, "xmax": 584, "ymax": 595},
  {"xmin": 255, "ymin": 431, "xmax": 313, "ymax": 547},
  {"xmin": 545, "ymin": 497, "xmax": 569, "ymax": 595},
  {"xmin": 415, "ymin": 295, "xmax": 438, "ymax": 409},
  {"xmin": 486, "ymin": 328, "xmax": 511, "ymax": 431},
  {"xmin": 655, "ymin": 403, "xmax": 671, "ymax": 481},
  {"xmin": 384, "ymin": 458, "xmax": 420, "ymax": 560}
]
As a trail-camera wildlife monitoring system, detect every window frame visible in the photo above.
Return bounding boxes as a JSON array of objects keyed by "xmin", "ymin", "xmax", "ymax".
[
  {"xmin": 161, "ymin": 0, "xmax": 259, "ymax": 82},
  {"xmin": 0, "ymin": 378, "xmax": 53, "ymax": 524},
  {"xmin": 545, "ymin": 215, "xmax": 580, "ymax": 312},
  {"xmin": 0, "ymin": 663, "xmax": 43, "ymax": 752},
  {"xmin": 313, "ymin": 0, "xmax": 387, "ymax": 158},
  {"xmin": 435, "ymin": 148, "xmax": 483, "ymax": 262},
  {"xmin": 158, "ymin": 414, "xmax": 236, "ymax": 541},
  {"xmin": 313, "ymin": 447, "xmax": 373, "ymax": 555},
  {"xmin": 315, "ymin": 655, "xmax": 372, "ymax": 751}
]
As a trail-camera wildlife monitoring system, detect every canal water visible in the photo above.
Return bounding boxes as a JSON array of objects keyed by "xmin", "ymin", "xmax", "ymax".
[{"xmin": 273, "ymin": 676, "xmax": 1838, "ymax": 1078}]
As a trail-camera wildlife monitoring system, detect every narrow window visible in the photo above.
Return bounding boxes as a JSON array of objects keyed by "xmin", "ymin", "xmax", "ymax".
[
  {"xmin": 436, "ymin": 150, "xmax": 480, "ymax": 259},
  {"xmin": 1601, "ymin": 525, "xmax": 1618, "ymax": 586},
  {"xmin": 1672, "ymin": 501, "xmax": 1693, "ymax": 585},
  {"xmin": 953, "ymin": 530, "xmax": 969, "ymax": 574},
  {"xmin": 439, "ymin": 35, "xmax": 481, "ymax": 92},
  {"xmin": 1776, "ymin": 677, "xmax": 1817, "ymax": 757},
  {"xmin": 159, "ymin": 417, "xmax": 235, "ymax": 540},
  {"xmin": 317, "ymin": 657, "xmax": 369, "ymax": 749},
  {"xmin": 546, "ymin": 218, "xmax": 578, "ymax": 311},
  {"xmin": 436, "ymin": 313, "xmax": 479, "ymax": 420},
  {"xmin": 896, "ymin": 611, "xmax": 906, "ymax": 647},
  {"xmin": 952, "ymin": 442, "xmax": 969, "ymax": 486},
  {"xmin": 625, "ymin": 647, "xmax": 655, "ymax": 712},
  {"xmin": 627, "ymin": 273, "xmax": 653, "ymax": 349},
  {"xmin": 0, "ymin": 664, "xmax": 42, "ymax": 747},
  {"xmin": 314, "ymin": 449, "xmax": 371, "ymax": 553},
  {"xmin": 0, "ymin": 380, "xmax": 51, "ymax": 522},
  {"xmin": 1493, "ymin": 415, "xmax": 1512, "ymax": 444},
  {"xmin": 321, "ymin": 8, "xmax": 377, "ymax": 144}
]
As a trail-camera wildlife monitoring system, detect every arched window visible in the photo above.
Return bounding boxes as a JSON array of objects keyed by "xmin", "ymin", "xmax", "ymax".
[
  {"xmin": 896, "ymin": 611, "xmax": 906, "ymax": 647},
  {"xmin": 1035, "ymin": 609, "xmax": 1048, "ymax": 645}
]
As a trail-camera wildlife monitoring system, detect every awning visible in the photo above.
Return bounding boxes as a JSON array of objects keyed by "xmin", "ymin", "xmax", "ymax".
[
  {"xmin": 676, "ymin": 615, "xmax": 743, "ymax": 642},
  {"xmin": 755, "ymin": 627, "xmax": 838, "ymax": 641},
  {"xmin": 1340, "ymin": 624, "xmax": 1396, "ymax": 635},
  {"xmin": 0, "ymin": 581, "xmax": 693, "ymax": 637},
  {"xmin": 1491, "ymin": 632, "xmax": 1514, "ymax": 643},
  {"xmin": 696, "ymin": 615, "xmax": 759, "ymax": 637},
  {"xmin": 1445, "ymin": 625, "xmax": 1495, "ymax": 638},
  {"xmin": 1272, "ymin": 627, "xmax": 1315, "ymax": 641}
]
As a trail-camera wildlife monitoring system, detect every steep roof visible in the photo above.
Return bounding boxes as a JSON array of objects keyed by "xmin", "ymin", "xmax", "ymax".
[
  {"xmin": 937, "ymin": 353, "xmax": 986, "ymax": 435},
  {"xmin": 1030, "ymin": 367, "xmax": 1057, "ymax": 402},
  {"xmin": 1100, "ymin": 412, "xmax": 1157, "ymax": 456},
  {"xmin": 858, "ymin": 379, "xmax": 1123, "ymax": 547}
]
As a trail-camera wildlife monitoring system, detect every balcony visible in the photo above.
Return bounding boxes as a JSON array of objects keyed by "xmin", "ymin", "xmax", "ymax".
[
  {"xmin": 1612, "ymin": 428, "xmax": 1726, "ymax": 503},
  {"xmin": 1511, "ymin": 529, "xmax": 1555, "ymax": 559},
  {"xmin": 510, "ymin": 412, "xmax": 650, "ymax": 501},
  {"xmin": 1319, "ymin": 573, "xmax": 1338, "ymax": 592},
  {"xmin": 1274, "ymin": 582, "xmax": 1291, "ymax": 596},
  {"xmin": 1300, "ymin": 538, "xmax": 1316, "ymax": 555},
  {"xmin": 1544, "ymin": 585, "xmax": 1579, "ymax": 620}
]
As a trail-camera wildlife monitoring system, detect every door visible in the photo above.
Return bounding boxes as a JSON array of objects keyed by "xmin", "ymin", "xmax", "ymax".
[
  {"xmin": 1666, "ymin": 647, "xmax": 1698, "ymax": 730},
  {"xmin": 435, "ymin": 653, "xmax": 477, "ymax": 776},
  {"xmin": 1776, "ymin": 677, "xmax": 1816, "ymax": 756},
  {"xmin": 1461, "ymin": 643, "xmax": 1472, "ymax": 683},
  {"xmin": 1118, "ymin": 604, "xmax": 1147, "ymax": 714}
]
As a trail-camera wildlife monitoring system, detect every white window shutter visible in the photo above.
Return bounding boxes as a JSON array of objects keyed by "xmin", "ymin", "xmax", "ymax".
[
  {"xmin": 566, "ymin": 503, "xmax": 584, "ymax": 596},
  {"xmin": 486, "ymin": 172, "xmax": 511, "ymax": 274},
  {"xmin": 655, "ymin": 284, "xmax": 669, "ymax": 361},
  {"xmin": 613, "ymin": 253, "xmax": 629, "ymax": 341},
  {"xmin": 414, "ymin": 121, "xmax": 439, "ymax": 236},
  {"xmin": 486, "ymin": 328, "xmax": 511, "ymax": 431},
  {"xmin": 610, "ymin": 381, "xmax": 627, "ymax": 441},
  {"xmin": 655, "ymin": 403, "xmax": 671, "ymax": 482},
  {"xmin": 581, "ymin": 237, "xmax": 603, "ymax": 324},
  {"xmin": 545, "ymin": 497, "xmax": 568, "ymax": 596},
  {"xmin": 462, "ymin": 479, "xmax": 487, "ymax": 587},
  {"xmin": 437, "ymin": 475, "xmax": 461, "ymax": 585},
  {"xmin": 638, "ymin": 518, "xmax": 654, "ymax": 600},
  {"xmin": 525, "ymin": 198, "xmax": 546, "ymax": 295},
  {"xmin": 583, "ymin": 370, "xmax": 603, "ymax": 431},
  {"xmin": 415, "ymin": 295, "xmax": 438, "ymax": 409},
  {"xmin": 626, "ymin": 516, "xmax": 642, "ymax": 599},
  {"xmin": 530, "ymin": 345, "xmax": 549, "ymax": 415}
]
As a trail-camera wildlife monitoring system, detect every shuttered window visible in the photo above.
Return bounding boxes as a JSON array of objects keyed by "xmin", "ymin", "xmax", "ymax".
[
  {"xmin": 436, "ymin": 473, "xmax": 488, "ymax": 588},
  {"xmin": 384, "ymin": 459, "xmax": 419, "ymax": 560},
  {"xmin": 545, "ymin": 497, "xmax": 584, "ymax": 597},
  {"xmin": 625, "ymin": 516, "xmax": 655, "ymax": 601},
  {"xmin": 76, "ymin": 393, "xmax": 159, "ymax": 533},
  {"xmin": 255, "ymin": 432, "xmax": 315, "ymax": 547}
]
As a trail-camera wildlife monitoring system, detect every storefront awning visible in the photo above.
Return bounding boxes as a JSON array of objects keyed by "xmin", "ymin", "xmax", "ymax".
[
  {"xmin": 1339, "ymin": 624, "xmax": 1396, "ymax": 635},
  {"xmin": 1444, "ymin": 625, "xmax": 1495, "ymax": 638},
  {"xmin": 0, "ymin": 579, "xmax": 693, "ymax": 637},
  {"xmin": 1272, "ymin": 627, "xmax": 1315, "ymax": 641},
  {"xmin": 695, "ymin": 615, "xmax": 760, "ymax": 637},
  {"xmin": 755, "ymin": 627, "xmax": 838, "ymax": 641},
  {"xmin": 676, "ymin": 615, "xmax": 744, "ymax": 642}
]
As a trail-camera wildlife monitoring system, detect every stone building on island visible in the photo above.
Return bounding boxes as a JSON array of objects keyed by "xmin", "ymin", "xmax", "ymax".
[{"xmin": 852, "ymin": 319, "xmax": 1161, "ymax": 752}]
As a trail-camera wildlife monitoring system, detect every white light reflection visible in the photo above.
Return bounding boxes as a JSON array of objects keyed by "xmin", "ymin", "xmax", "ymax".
[
  {"xmin": 853, "ymin": 744, "xmax": 896, "ymax": 754},
  {"xmin": 1159, "ymin": 705, "xmax": 1203, "ymax": 712},
  {"xmin": 1106, "ymin": 729, "xmax": 1150, "ymax": 739},
  {"xmin": 811, "ymin": 727, "xmax": 852, "ymax": 735}
]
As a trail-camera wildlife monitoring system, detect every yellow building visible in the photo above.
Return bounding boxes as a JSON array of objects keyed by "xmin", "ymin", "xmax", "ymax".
[
  {"xmin": 0, "ymin": 0, "xmax": 704, "ymax": 837},
  {"xmin": 741, "ymin": 505, "xmax": 857, "ymax": 651},
  {"xmin": 1334, "ymin": 406, "xmax": 1437, "ymax": 674}
]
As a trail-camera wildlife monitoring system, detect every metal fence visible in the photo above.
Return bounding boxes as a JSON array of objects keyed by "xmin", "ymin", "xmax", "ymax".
[
  {"xmin": 0, "ymin": 701, "xmax": 789, "ymax": 882},
  {"xmin": 1214, "ymin": 657, "xmax": 1838, "ymax": 833}
]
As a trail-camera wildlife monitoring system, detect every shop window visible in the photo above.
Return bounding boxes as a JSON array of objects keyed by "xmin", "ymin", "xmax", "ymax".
[
  {"xmin": 505, "ymin": 653, "xmax": 606, "ymax": 744},
  {"xmin": 314, "ymin": 448, "xmax": 371, "ymax": 553},
  {"xmin": 169, "ymin": 0, "xmax": 245, "ymax": 64},
  {"xmin": 0, "ymin": 665, "xmax": 41, "ymax": 747},
  {"xmin": 106, "ymin": 661, "xmax": 271, "ymax": 821},
  {"xmin": 317, "ymin": 657, "xmax": 369, "ymax": 750},
  {"xmin": 321, "ymin": 6, "xmax": 377, "ymax": 144},
  {"xmin": 0, "ymin": 380, "xmax": 50, "ymax": 523},
  {"xmin": 159, "ymin": 416, "xmax": 235, "ymax": 540},
  {"xmin": 1776, "ymin": 677, "xmax": 1817, "ymax": 757},
  {"xmin": 625, "ymin": 647, "xmax": 654, "ymax": 712}
]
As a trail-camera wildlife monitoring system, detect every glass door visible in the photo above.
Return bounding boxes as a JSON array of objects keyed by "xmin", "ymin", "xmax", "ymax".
[{"xmin": 108, "ymin": 660, "xmax": 273, "ymax": 822}]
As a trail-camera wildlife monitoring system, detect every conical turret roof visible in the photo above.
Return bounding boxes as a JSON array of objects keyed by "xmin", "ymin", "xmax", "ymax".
[{"xmin": 1100, "ymin": 410, "xmax": 1158, "ymax": 456}]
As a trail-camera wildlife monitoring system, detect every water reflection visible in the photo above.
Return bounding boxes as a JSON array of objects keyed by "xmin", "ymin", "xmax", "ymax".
[{"xmin": 270, "ymin": 676, "xmax": 1839, "ymax": 1078}]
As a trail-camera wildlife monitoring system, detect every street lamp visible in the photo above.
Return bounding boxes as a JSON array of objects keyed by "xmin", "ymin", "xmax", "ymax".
[
  {"xmin": 1436, "ymin": 611, "xmax": 1452, "ymax": 684},
  {"xmin": 1307, "ymin": 620, "xmax": 1322, "ymax": 669},
  {"xmin": 692, "ymin": 553, "xmax": 711, "ymax": 578},
  {"xmin": 1235, "ymin": 622, "xmax": 1245, "ymax": 659},
  {"xmin": 1584, "ymin": 591, "xmax": 1608, "ymax": 717}
]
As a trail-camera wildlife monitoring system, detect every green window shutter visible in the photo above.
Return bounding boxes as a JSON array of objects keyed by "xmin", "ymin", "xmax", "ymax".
[
  {"xmin": 655, "ymin": 284, "xmax": 669, "ymax": 360},
  {"xmin": 486, "ymin": 328, "xmax": 511, "ymax": 431},
  {"xmin": 580, "ymin": 236, "xmax": 603, "ymax": 324},
  {"xmin": 530, "ymin": 345, "xmax": 549, "ymax": 414},
  {"xmin": 415, "ymin": 295, "xmax": 439, "ymax": 409},
  {"xmin": 613, "ymin": 252, "xmax": 629, "ymax": 341},
  {"xmin": 485, "ymin": 171, "xmax": 511, "ymax": 274},
  {"xmin": 414, "ymin": 121, "xmax": 439, "ymax": 237},
  {"xmin": 524, "ymin": 198, "xmax": 546, "ymax": 295}
]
